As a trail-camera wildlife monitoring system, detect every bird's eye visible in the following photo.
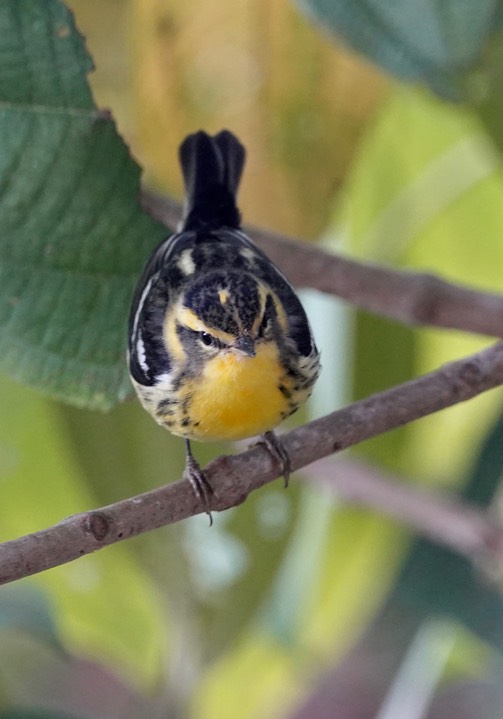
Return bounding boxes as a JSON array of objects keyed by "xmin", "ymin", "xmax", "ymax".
[
  {"xmin": 200, "ymin": 332, "xmax": 214, "ymax": 347},
  {"xmin": 199, "ymin": 331, "xmax": 224, "ymax": 349}
]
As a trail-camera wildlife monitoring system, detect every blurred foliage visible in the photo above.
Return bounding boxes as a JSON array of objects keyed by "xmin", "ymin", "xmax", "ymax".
[
  {"xmin": 130, "ymin": 0, "xmax": 388, "ymax": 237},
  {"xmin": 296, "ymin": 0, "xmax": 503, "ymax": 99},
  {"xmin": 397, "ymin": 407, "xmax": 503, "ymax": 648},
  {"xmin": 1, "ymin": 0, "xmax": 503, "ymax": 718},
  {"xmin": 0, "ymin": 373, "xmax": 165, "ymax": 689}
]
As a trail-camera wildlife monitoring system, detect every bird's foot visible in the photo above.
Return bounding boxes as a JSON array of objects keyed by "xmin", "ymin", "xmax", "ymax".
[
  {"xmin": 258, "ymin": 431, "xmax": 292, "ymax": 488},
  {"xmin": 184, "ymin": 440, "xmax": 214, "ymax": 525}
]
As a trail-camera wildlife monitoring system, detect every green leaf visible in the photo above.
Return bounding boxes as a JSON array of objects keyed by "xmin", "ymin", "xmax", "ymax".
[
  {"xmin": 295, "ymin": 0, "xmax": 503, "ymax": 98},
  {"xmin": 0, "ymin": 0, "xmax": 166, "ymax": 410}
]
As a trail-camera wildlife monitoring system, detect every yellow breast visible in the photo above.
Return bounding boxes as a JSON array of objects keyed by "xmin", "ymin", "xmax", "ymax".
[{"xmin": 181, "ymin": 342, "xmax": 289, "ymax": 441}]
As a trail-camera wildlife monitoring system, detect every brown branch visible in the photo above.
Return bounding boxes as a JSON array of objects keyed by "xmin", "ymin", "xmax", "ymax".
[
  {"xmin": 2, "ymin": 341, "xmax": 503, "ymax": 586},
  {"xmin": 304, "ymin": 457, "xmax": 501, "ymax": 562},
  {"xmin": 141, "ymin": 190, "xmax": 503, "ymax": 338}
]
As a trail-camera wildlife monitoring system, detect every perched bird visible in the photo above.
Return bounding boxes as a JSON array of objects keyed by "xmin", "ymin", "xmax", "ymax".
[{"xmin": 128, "ymin": 130, "xmax": 320, "ymax": 519}]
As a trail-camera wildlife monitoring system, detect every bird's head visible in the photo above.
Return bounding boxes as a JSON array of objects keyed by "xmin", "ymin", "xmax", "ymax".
[{"xmin": 167, "ymin": 269, "xmax": 283, "ymax": 363}]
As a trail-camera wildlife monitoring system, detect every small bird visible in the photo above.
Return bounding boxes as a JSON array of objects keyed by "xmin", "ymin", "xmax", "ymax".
[{"xmin": 128, "ymin": 130, "xmax": 320, "ymax": 519}]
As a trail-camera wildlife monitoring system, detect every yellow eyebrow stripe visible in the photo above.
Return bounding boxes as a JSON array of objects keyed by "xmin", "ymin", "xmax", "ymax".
[
  {"xmin": 271, "ymin": 291, "xmax": 288, "ymax": 333},
  {"xmin": 251, "ymin": 287, "xmax": 288, "ymax": 335},
  {"xmin": 176, "ymin": 306, "xmax": 236, "ymax": 344},
  {"xmin": 251, "ymin": 284, "xmax": 268, "ymax": 335},
  {"xmin": 177, "ymin": 307, "xmax": 203, "ymax": 332},
  {"xmin": 163, "ymin": 306, "xmax": 186, "ymax": 364}
]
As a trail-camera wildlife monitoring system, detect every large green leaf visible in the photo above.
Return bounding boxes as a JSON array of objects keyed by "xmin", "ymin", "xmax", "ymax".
[
  {"xmin": 0, "ymin": 0, "xmax": 166, "ymax": 410},
  {"xmin": 295, "ymin": 0, "xmax": 503, "ymax": 98}
]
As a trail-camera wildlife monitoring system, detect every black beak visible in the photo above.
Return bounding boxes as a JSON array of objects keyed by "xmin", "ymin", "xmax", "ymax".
[{"xmin": 234, "ymin": 335, "xmax": 256, "ymax": 357}]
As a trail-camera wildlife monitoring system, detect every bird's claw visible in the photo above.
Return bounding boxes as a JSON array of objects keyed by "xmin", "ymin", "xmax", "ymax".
[
  {"xmin": 184, "ymin": 440, "xmax": 214, "ymax": 525},
  {"xmin": 258, "ymin": 431, "xmax": 292, "ymax": 487}
]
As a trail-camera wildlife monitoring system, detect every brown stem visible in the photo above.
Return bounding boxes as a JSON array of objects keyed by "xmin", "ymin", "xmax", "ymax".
[{"xmin": 1, "ymin": 341, "xmax": 503, "ymax": 585}]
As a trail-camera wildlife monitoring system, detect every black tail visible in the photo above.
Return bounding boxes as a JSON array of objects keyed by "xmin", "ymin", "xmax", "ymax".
[{"xmin": 179, "ymin": 130, "xmax": 246, "ymax": 232}]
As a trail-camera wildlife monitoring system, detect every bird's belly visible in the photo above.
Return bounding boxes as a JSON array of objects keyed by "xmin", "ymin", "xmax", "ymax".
[{"xmin": 181, "ymin": 344, "xmax": 290, "ymax": 441}]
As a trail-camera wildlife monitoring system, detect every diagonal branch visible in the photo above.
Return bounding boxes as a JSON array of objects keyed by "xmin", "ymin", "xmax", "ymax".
[
  {"xmin": 304, "ymin": 457, "xmax": 501, "ymax": 563},
  {"xmin": 1, "ymin": 341, "xmax": 503, "ymax": 586},
  {"xmin": 141, "ymin": 190, "xmax": 503, "ymax": 338}
]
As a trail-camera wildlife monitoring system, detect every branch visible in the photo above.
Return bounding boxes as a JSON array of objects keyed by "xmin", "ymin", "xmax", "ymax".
[
  {"xmin": 304, "ymin": 457, "xmax": 501, "ymax": 563},
  {"xmin": 141, "ymin": 190, "xmax": 503, "ymax": 338},
  {"xmin": 2, "ymin": 341, "xmax": 503, "ymax": 585}
]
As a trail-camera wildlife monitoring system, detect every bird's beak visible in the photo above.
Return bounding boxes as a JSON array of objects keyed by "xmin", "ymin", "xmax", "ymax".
[{"xmin": 234, "ymin": 335, "xmax": 256, "ymax": 357}]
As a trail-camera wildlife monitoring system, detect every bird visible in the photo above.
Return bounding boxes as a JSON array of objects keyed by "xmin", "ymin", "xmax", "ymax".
[{"xmin": 128, "ymin": 130, "xmax": 320, "ymax": 521}]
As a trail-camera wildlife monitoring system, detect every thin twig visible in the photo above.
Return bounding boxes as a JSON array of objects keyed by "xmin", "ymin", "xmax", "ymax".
[
  {"xmin": 141, "ymin": 190, "xmax": 503, "ymax": 338},
  {"xmin": 1, "ymin": 341, "xmax": 503, "ymax": 586},
  {"xmin": 304, "ymin": 457, "xmax": 501, "ymax": 563}
]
